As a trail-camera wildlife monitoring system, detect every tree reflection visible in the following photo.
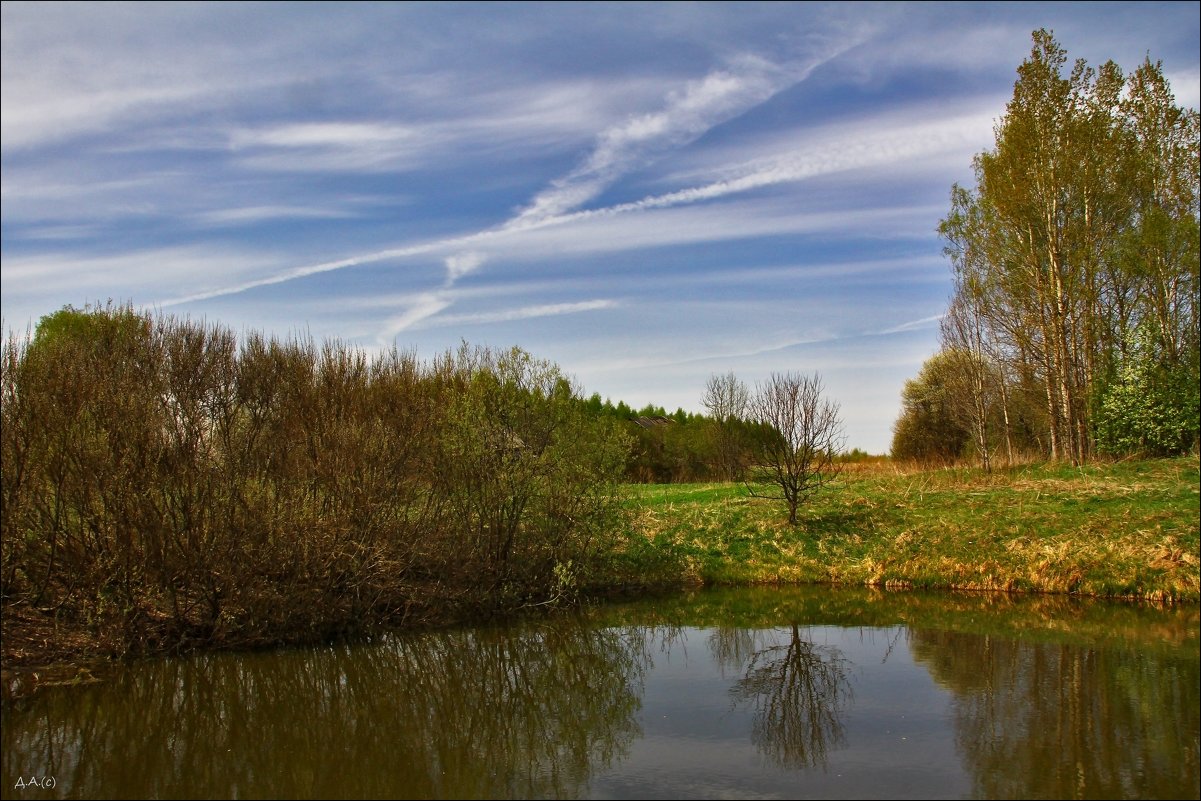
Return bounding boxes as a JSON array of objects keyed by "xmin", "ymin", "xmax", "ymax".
[
  {"xmin": 1, "ymin": 620, "xmax": 650, "ymax": 799},
  {"xmin": 727, "ymin": 623, "xmax": 851, "ymax": 769},
  {"xmin": 910, "ymin": 629, "xmax": 1201, "ymax": 800},
  {"xmin": 707, "ymin": 625, "xmax": 758, "ymax": 678}
]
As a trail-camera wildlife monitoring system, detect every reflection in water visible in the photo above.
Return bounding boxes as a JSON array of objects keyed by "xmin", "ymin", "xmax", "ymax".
[
  {"xmin": 707, "ymin": 626, "xmax": 758, "ymax": 679},
  {"xmin": 725, "ymin": 624, "xmax": 851, "ymax": 769},
  {"xmin": 1, "ymin": 620, "xmax": 649, "ymax": 799},
  {"xmin": 911, "ymin": 629, "xmax": 1201, "ymax": 800},
  {"xmin": 3, "ymin": 586, "xmax": 1197, "ymax": 800}
]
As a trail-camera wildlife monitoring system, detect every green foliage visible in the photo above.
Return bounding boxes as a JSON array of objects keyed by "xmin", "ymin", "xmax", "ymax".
[
  {"xmin": 30, "ymin": 302, "xmax": 150, "ymax": 353},
  {"xmin": 891, "ymin": 353, "xmax": 970, "ymax": 463},
  {"xmin": 1095, "ymin": 325, "xmax": 1201, "ymax": 456},
  {"xmin": 428, "ymin": 345, "xmax": 631, "ymax": 603},
  {"xmin": 575, "ymin": 391, "xmax": 760, "ymax": 484},
  {"xmin": 922, "ymin": 30, "xmax": 1199, "ymax": 464}
]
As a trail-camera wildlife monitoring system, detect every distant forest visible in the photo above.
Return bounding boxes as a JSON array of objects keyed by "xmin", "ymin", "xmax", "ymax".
[{"xmin": 579, "ymin": 394, "xmax": 768, "ymax": 483}]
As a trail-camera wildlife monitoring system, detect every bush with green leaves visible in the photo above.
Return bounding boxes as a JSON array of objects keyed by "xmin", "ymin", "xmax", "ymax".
[{"xmin": 1094, "ymin": 325, "xmax": 1200, "ymax": 456}]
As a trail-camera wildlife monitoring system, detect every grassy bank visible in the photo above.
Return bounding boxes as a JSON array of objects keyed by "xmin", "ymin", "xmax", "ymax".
[
  {"xmin": 4, "ymin": 456, "xmax": 1196, "ymax": 696},
  {"xmin": 602, "ymin": 456, "xmax": 1200, "ymax": 602}
]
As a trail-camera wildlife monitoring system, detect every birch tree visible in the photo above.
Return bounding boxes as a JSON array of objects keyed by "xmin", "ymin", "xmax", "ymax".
[{"xmin": 933, "ymin": 29, "xmax": 1199, "ymax": 461}]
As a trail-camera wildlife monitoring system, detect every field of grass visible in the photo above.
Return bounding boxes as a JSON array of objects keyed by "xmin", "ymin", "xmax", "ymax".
[
  {"xmin": 601, "ymin": 456, "xmax": 1200, "ymax": 602},
  {"xmin": 4, "ymin": 455, "xmax": 1195, "ymax": 696}
]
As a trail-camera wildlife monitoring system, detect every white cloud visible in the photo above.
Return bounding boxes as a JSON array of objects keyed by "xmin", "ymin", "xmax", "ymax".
[
  {"xmin": 0, "ymin": 4, "xmax": 294, "ymax": 152},
  {"xmin": 141, "ymin": 92, "xmax": 987, "ymax": 307},
  {"xmin": 877, "ymin": 314, "xmax": 945, "ymax": 335},
  {"xmin": 483, "ymin": 199, "xmax": 942, "ymax": 262},
  {"xmin": 414, "ymin": 299, "xmax": 617, "ymax": 330},
  {"xmin": 154, "ymin": 245, "xmax": 434, "ymax": 307},
  {"xmin": 443, "ymin": 251, "xmax": 487, "ymax": 286},
  {"xmin": 576, "ymin": 332, "xmax": 836, "ymax": 375},
  {"xmin": 509, "ymin": 52, "xmax": 844, "ymax": 226},
  {"xmin": 1166, "ymin": 68, "xmax": 1200, "ymax": 111},
  {"xmin": 510, "ymin": 64, "xmax": 779, "ymax": 223},
  {"xmin": 229, "ymin": 122, "xmax": 432, "ymax": 172},
  {"xmin": 657, "ymin": 95, "xmax": 1003, "ymax": 183},
  {"xmin": 7, "ymin": 223, "xmax": 103, "ymax": 242},
  {"xmin": 231, "ymin": 122, "xmax": 418, "ymax": 150},
  {"xmin": 615, "ymin": 109, "xmax": 996, "ymax": 214},
  {"xmin": 192, "ymin": 205, "xmax": 356, "ymax": 226},
  {"xmin": 1, "ymin": 246, "xmax": 281, "ymax": 297},
  {"xmin": 683, "ymin": 256, "xmax": 947, "ymax": 287},
  {"xmin": 0, "ymin": 245, "xmax": 287, "ymax": 331},
  {"xmin": 379, "ymin": 293, "xmax": 454, "ymax": 340},
  {"xmin": 152, "ymin": 191, "xmax": 940, "ymax": 308},
  {"xmin": 1, "ymin": 83, "xmax": 216, "ymax": 152}
]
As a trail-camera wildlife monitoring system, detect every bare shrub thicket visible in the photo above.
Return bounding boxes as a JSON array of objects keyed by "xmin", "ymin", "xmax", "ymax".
[{"xmin": 0, "ymin": 306, "xmax": 629, "ymax": 655}]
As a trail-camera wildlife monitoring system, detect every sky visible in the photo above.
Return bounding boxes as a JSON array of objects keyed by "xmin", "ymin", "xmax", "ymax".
[{"xmin": 3, "ymin": 2, "xmax": 1198, "ymax": 453}]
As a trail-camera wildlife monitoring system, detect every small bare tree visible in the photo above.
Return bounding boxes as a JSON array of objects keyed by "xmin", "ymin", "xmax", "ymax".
[
  {"xmin": 747, "ymin": 372, "xmax": 844, "ymax": 525},
  {"xmin": 701, "ymin": 371, "xmax": 750, "ymax": 481}
]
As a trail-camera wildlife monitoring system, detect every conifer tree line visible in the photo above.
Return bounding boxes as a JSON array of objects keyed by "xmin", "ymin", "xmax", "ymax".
[
  {"xmin": 578, "ymin": 391, "xmax": 770, "ymax": 483},
  {"xmin": 894, "ymin": 30, "xmax": 1200, "ymax": 465}
]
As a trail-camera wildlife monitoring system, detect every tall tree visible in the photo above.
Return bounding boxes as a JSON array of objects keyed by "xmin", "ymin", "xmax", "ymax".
[{"xmin": 933, "ymin": 29, "xmax": 1199, "ymax": 461}]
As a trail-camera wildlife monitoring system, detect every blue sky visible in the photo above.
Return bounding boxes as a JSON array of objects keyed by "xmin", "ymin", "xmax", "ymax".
[{"xmin": 3, "ymin": 2, "xmax": 1198, "ymax": 453}]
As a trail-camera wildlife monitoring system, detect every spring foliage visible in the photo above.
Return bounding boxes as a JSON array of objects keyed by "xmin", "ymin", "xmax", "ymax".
[
  {"xmin": 1, "ymin": 305, "xmax": 629, "ymax": 654},
  {"xmin": 896, "ymin": 30, "xmax": 1199, "ymax": 464}
]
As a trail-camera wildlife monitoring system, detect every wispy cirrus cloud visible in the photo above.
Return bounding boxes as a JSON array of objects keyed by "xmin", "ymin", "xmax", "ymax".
[
  {"xmin": 374, "ymin": 251, "xmax": 491, "ymax": 340},
  {"xmin": 508, "ymin": 49, "xmax": 855, "ymax": 227},
  {"xmin": 562, "ymin": 107, "xmax": 997, "ymax": 219},
  {"xmin": 192, "ymin": 205, "xmax": 357, "ymax": 227},
  {"xmin": 0, "ymin": 245, "xmax": 286, "ymax": 321},
  {"xmin": 576, "ymin": 331, "xmax": 836, "ymax": 375},
  {"xmin": 153, "ymin": 93, "xmax": 979, "ymax": 307},
  {"xmin": 443, "ymin": 251, "xmax": 486, "ymax": 287},
  {"xmin": 229, "ymin": 122, "xmax": 431, "ymax": 172},
  {"xmin": 150, "ymin": 52, "xmax": 866, "ymax": 310},
  {"xmin": 876, "ymin": 314, "xmax": 945, "ymax": 335},
  {"xmin": 510, "ymin": 59, "xmax": 786, "ymax": 224},
  {"xmin": 379, "ymin": 293, "xmax": 454, "ymax": 341},
  {"xmin": 408, "ymin": 299, "xmax": 618, "ymax": 331},
  {"xmin": 372, "ymin": 286, "xmax": 613, "ymax": 343}
]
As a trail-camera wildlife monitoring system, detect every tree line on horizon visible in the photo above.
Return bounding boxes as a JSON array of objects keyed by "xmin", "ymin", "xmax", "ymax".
[
  {"xmin": 0, "ymin": 301, "xmax": 851, "ymax": 656},
  {"xmin": 893, "ymin": 30, "xmax": 1199, "ymax": 467},
  {"xmin": 0, "ymin": 297, "xmax": 841, "ymax": 649}
]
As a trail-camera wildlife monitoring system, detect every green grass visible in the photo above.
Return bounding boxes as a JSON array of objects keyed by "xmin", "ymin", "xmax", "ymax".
[{"xmin": 602, "ymin": 456, "xmax": 1200, "ymax": 602}]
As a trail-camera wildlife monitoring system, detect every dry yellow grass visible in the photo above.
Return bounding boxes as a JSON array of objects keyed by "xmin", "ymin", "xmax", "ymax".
[{"xmin": 616, "ymin": 456, "xmax": 1200, "ymax": 602}]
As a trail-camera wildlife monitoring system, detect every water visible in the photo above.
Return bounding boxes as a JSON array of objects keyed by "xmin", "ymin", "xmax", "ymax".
[{"xmin": 2, "ymin": 586, "xmax": 1197, "ymax": 799}]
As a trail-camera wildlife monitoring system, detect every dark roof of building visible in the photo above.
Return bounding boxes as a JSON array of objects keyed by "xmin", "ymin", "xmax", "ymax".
[{"xmin": 633, "ymin": 415, "xmax": 676, "ymax": 429}]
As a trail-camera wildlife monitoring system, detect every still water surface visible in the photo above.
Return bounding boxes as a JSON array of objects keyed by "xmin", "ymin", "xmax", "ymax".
[{"xmin": 2, "ymin": 586, "xmax": 1198, "ymax": 800}]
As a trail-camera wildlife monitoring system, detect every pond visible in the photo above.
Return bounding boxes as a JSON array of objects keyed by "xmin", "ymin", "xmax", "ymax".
[{"xmin": 2, "ymin": 586, "xmax": 1198, "ymax": 799}]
